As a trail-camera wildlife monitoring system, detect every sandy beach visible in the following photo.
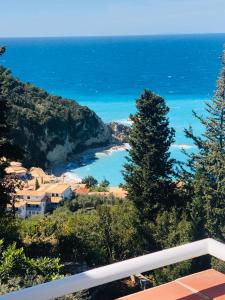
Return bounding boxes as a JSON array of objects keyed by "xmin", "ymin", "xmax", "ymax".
[{"xmin": 52, "ymin": 142, "xmax": 129, "ymax": 183}]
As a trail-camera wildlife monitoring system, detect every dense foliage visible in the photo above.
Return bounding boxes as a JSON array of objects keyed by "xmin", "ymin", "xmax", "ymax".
[
  {"xmin": 123, "ymin": 90, "xmax": 177, "ymax": 222},
  {"xmin": 82, "ymin": 176, "xmax": 110, "ymax": 191},
  {"xmin": 0, "ymin": 47, "xmax": 224, "ymax": 299},
  {"xmin": 0, "ymin": 239, "xmax": 62, "ymax": 295},
  {"xmin": 185, "ymin": 48, "xmax": 225, "ymax": 242},
  {"xmin": 0, "ymin": 49, "xmax": 22, "ymax": 215},
  {"xmin": 123, "ymin": 89, "xmax": 195, "ymax": 280},
  {"xmin": 18, "ymin": 196, "xmax": 141, "ymax": 264},
  {"xmin": 0, "ymin": 66, "xmax": 111, "ymax": 168}
]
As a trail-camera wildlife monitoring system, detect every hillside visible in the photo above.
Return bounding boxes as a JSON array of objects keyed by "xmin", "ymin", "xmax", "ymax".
[{"xmin": 0, "ymin": 66, "xmax": 115, "ymax": 168}]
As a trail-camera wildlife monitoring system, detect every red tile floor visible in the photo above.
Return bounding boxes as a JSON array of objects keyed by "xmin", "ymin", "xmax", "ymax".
[{"xmin": 118, "ymin": 269, "xmax": 225, "ymax": 300}]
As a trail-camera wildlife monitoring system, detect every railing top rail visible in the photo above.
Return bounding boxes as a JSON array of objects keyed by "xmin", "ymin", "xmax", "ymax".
[{"xmin": 1, "ymin": 238, "xmax": 224, "ymax": 300}]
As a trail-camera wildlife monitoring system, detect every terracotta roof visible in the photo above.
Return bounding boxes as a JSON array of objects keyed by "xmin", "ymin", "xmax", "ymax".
[
  {"xmin": 75, "ymin": 187, "xmax": 90, "ymax": 194},
  {"xmin": 16, "ymin": 190, "xmax": 46, "ymax": 197},
  {"xmin": 38, "ymin": 183, "xmax": 70, "ymax": 193},
  {"xmin": 118, "ymin": 269, "xmax": 225, "ymax": 300}
]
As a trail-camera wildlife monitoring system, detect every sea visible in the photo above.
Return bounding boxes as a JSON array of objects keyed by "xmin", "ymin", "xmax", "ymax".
[{"xmin": 1, "ymin": 34, "xmax": 224, "ymax": 185}]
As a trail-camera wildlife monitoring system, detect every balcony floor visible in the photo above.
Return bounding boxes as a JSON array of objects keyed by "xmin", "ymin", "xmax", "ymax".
[{"xmin": 118, "ymin": 269, "xmax": 225, "ymax": 300}]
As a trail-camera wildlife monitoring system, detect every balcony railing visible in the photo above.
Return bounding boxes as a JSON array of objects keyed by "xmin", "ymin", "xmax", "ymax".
[{"xmin": 1, "ymin": 238, "xmax": 224, "ymax": 300}]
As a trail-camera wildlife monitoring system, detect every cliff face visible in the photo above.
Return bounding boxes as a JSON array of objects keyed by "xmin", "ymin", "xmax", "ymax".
[
  {"xmin": 108, "ymin": 122, "xmax": 130, "ymax": 143},
  {"xmin": 0, "ymin": 67, "xmax": 111, "ymax": 167}
]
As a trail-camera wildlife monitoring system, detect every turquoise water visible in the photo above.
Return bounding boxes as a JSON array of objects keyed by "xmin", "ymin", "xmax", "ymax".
[
  {"xmin": 1, "ymin": 34, "xmax": 224, "ymax": 185},
  {"xmin": 70, "ymin": 95, "xmax": 205, "ymax": 184}
]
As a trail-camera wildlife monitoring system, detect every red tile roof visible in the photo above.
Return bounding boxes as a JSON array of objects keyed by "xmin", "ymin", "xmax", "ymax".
[
  {"xmin": 118, "ymin": 269, "xmax": 225, "ymax": 300},
  {"xmin": 75, "ymin": 187, "xmax": 90, "ymax": 194}
]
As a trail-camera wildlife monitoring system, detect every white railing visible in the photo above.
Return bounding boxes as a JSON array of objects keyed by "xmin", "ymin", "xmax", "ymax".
[{"xmin": 1, "ymin": 238, "xmax": 224, "ymax": 300}]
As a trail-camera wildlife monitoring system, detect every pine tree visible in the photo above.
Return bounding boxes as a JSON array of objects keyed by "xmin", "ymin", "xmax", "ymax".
[
  {"xmin": 185, "ymin": 47, "xmax": 225, "ymax": 240},
  {"xmin": 123, "ymin": 90, "xmax": 176, "ymax": 222}
]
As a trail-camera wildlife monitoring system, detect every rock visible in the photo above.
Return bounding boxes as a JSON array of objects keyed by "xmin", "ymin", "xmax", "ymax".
[
  {"xmin": 1, "ymin": 66, "xmax": 112, "ymax": 168},
  {"xmin": 108, "ymin": 122, "xmax": 130, "ymax": 143}
]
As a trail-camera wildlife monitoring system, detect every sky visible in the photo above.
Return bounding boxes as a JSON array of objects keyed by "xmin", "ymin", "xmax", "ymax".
[{"xmin": 0, "ymin": 0, "xmax": 225, "ymax": 37}]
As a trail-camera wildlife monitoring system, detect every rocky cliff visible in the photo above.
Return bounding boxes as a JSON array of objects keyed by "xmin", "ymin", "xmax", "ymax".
[
  {"xmin": 108, "ymin": 122, "xmax": 130, "ymax": 143},
  {"xmin": 0, "ymin": 66, "xmax": 114, "ymax": 168}
]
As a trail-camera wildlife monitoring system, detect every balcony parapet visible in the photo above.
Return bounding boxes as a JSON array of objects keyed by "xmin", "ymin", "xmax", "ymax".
[{"xmin": 1, "ymin": 238, "xmax": 224, "ymax": 300}]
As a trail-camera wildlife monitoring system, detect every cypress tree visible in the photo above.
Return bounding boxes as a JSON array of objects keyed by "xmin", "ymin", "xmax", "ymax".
[
  {"xmin": 35, "ymin": 178, "xmax": 40, "ymax": 190},
  {"xmin": 185, "ymin": 48, "xmax": 225, "ymax": 240},
  {"xmin": 123, "ymin": 90, "xmax": 176, "ymax": 222}
]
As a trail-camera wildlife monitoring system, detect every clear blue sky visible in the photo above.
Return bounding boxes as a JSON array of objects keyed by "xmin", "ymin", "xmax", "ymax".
[{"xmin": 0, "ymin": 0, "xmax": 225, "ymax": 37}]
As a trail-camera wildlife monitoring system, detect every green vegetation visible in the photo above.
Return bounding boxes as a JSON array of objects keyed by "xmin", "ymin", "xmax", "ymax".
[
  {"xmin": 99, "ymin": 179, "xmax": 110, "ymax": 189},
  {"xmin": 123, "ymin": 90, "xmax": 176, "ymax": 222},
  {"xmin": 0, "ymin": 49, "xmax": 22, "ymax": 215},
  {"xmin": 18, "ymin": 196, "xmax": 140, "ymax": 264},
  {"xmin": 122, "ymin": 49, "xmax": 225, "ymax": 282},
  {"xmin": 82, "ymin": 176, "xmax": 110, "ymax": 192},
  {"xmin": 0, "ymin": 47, "xmax": 224, "ymax": 298},
  {"xmin": 0, "ymin": 66, "xmax": 111, "ymax": 168},
  {"xmin": 82, "ymin": 176, "xmax": 98, "ymax": 188},
  {"xmin": 0, "ymin": 239, "xmax": 62, "ymax": 294},
  {"xmin": 123, "ymin": 89, "xmax": 194, "ymax": 281},
  {"xmin": 185, "ymin": 48, "xmax": 225, "ymax": 242}
]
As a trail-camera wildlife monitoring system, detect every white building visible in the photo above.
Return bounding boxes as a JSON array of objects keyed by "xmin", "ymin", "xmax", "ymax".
[
  {"xmin": 15, "ymin": 200, "xmax": 46, "ymax": 218},
  {"xmin": 15, "ymin": 184, "xmax": 73, "ymax": 218},
  {"xmin": 15, "ymin": 190, "xmax": 47, "ymax": 218},
  {"xmin": 38, "ymin": 183, "xmax": 73, "ymax": 202}
]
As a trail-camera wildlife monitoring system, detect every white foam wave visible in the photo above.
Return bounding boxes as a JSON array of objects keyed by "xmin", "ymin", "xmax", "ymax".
[
  {"xmin": 171, "ymin": 144, "xmax": 195, "ymax": 150},
  {"xmin": 63, "ymin": 171, "xmax": 82, "ymax": 183},
  {"xmin": 115, "ymin": 119, "xmax": 132, "ymax": 126}
]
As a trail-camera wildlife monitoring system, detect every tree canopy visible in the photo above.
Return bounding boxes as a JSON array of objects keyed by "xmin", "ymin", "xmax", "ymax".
[{"xmin": 123, "ymin": 89, "xmax": 176, "ymax": 221}]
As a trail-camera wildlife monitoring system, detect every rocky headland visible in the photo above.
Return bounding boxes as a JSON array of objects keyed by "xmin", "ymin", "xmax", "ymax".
[{"xmin": 0, "ymin": 66, "xmax": 129, "ymax": 168}]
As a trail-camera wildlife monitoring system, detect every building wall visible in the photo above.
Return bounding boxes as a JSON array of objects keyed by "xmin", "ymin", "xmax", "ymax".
[
  {"xmin": 63, "ymin": 188, "xmax": 73, "ymax": 200},
  {"xmin": 19, "ymin": 195, "xmax": 46, "ymax": 201},
  {"xmin": 47, "ymin": 187, "xmax": 72, "ymax": 200},
  {"xmin": 18, "ymin": 202, "xmax": 46, "ymax": 218}
]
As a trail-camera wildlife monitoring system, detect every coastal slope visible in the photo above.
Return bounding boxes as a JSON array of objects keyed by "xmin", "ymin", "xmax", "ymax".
[{"xmin": 0, "ymin": 66, "xmax": 114, "ymax": 167}]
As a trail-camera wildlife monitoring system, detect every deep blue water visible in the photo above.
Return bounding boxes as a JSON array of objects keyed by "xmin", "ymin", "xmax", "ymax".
[{"xmin": 1, "ymin": 34, "xmax": 224, "ymax": 185}]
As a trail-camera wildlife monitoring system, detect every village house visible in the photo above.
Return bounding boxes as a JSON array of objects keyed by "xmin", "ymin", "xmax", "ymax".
[
  {"xmin": 14, "ymin": 183, "xmax": 73, "ymax": 218},
  {"xmin": 38, "ymin": 183, "xmax": 73, "ymax": 201},
  {"xmin": 5, "ymin": 162, "xmax": 29, "ymax": 179},
  {"xmin": 5, "ymin": 162, "xmax": 73, "ymax": 218},
  {"xmin": 15, "ymin": 190, "xmax": 47, "ymax": 218}
]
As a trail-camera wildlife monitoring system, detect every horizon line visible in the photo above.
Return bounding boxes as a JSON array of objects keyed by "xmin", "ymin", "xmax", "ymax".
[{"xmin": 0, "ymin": 32, "xmax": 225, "ymax": 39}]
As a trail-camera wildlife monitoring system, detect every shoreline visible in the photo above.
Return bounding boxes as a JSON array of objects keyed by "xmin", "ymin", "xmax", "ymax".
[
  {"xmin": 50, "ymin": 142, "xmax": 195, "ymax": 184},
  {"xmin": 52, "ymin": 143, "xmax": 195, "ymax": 183},
  {"xmin": 51, "ymin": 142, "xmax": 130, "ymax": 183}
]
